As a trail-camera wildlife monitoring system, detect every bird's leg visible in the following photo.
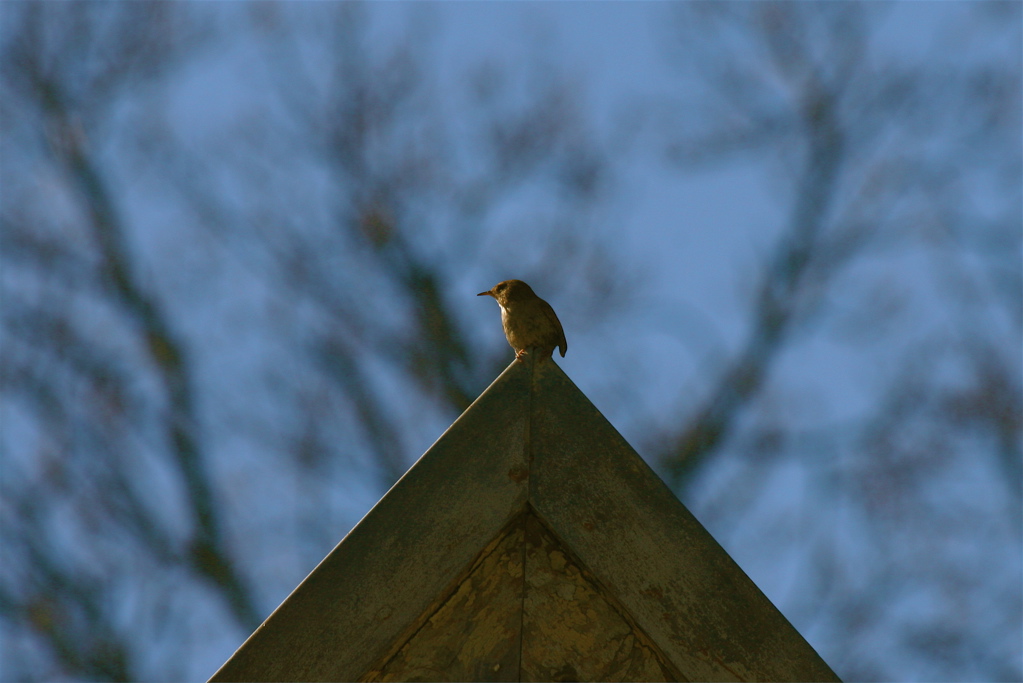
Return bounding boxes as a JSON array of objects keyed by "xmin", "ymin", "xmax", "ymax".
[{"xmin": 515, "ymin": 348, "xmax": 528, "ymax": 362}]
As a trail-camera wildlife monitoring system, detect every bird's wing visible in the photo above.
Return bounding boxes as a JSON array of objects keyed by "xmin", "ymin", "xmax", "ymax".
[{"xmin": 542, "ymin": 300, "xmax": 568, "ymax": 357}]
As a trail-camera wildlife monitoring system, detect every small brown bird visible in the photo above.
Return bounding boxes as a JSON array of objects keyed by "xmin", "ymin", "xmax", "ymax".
[{"xmin": 478, "ymin": 279, "xmax": 567, "ymax": 361}]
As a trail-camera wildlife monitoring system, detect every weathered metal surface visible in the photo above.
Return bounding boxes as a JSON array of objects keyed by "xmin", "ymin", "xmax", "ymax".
[
  {"xmin": 363, "ymin": 517, "xmax": 525, "ymax": 682},
  {"xmin": 210, "ymin": 362, "xmax": 532, "ymax": 682},
  {"xmin": 521, "ymin": 513, "xmax": 680, "ymax": 683},
  {"xmin": 528, "ymin": 359, "xmax": 840, "ymax": 682},
  {"xmin": 211, "ymin": 354, "xmax": 841, "ymax": 682}
]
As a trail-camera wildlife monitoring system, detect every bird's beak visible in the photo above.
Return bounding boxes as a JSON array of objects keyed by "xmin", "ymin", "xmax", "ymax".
[{"xmin": 477, "ymin": 290, "xmax": 493, "ymax": 297}]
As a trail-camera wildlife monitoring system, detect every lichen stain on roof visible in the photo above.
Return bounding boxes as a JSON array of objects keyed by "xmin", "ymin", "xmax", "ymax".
[
  {"xmin": 364, "ymin": 516, "xmax": 525, "ymax": 682},
  {"xmin": 519, "ymin": 513, "xmax": 679, "ymax": 682},
  {"xmin": 364, "ymin": 512, "xmax": 679, "ymax": 683}
]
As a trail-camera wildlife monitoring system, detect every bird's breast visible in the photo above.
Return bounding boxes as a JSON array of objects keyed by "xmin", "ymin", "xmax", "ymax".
[{"xmin": 499, "ymin": 304, "xmax": 524, "ymax": 347}]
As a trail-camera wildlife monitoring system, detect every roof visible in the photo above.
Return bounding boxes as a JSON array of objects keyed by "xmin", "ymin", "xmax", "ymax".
[{"xmin": 211, "ymin": 354, "xmax": 840, "ymax": 682}]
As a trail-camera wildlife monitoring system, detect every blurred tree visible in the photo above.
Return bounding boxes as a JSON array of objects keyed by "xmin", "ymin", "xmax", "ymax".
[
  {"xmin": 0, "ymin": 2, "xmax": 625, "ymax": 680},
  {"xmin": 167, "ymin": 2, "xmax": 624, "ymax": 489},
  {"xmin": 649, "ymin": 3, "xmax": 1021, "ymax": 680},
  {"xmin": 1, "ymin": 2, "xmax": 1019, "ymax": 682},
  {"xmin": 1, "ymin": 3, "xmax": 261, "ymax": 680}
]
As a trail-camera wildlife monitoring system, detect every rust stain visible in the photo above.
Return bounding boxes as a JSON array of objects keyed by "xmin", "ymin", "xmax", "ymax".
[
  {"xmin": 640, "ymin": 586, "xmax": 664, "ymax": 601},
  {"xmin": 507, "ymin": 465, "xmax": 529, "ymax": 483}
]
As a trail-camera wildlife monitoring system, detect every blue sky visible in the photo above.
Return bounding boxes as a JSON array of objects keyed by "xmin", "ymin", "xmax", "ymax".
[
  {"xmin": 159, "ymin": 3, "xmax": 1023, "ymax": 678},
  {"xmin": 1, "ymin": 2, "xmax": 1019, "ymax": 680}
]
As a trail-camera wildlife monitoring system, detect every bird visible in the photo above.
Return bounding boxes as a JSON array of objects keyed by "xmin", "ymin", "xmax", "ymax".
[{"xmin": 478, "ymin": 279, "xmax": 567, "ymax": 361}]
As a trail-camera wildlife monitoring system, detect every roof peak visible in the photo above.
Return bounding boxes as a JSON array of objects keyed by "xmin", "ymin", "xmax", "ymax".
[{"xmin": 212, "ymin": 356, "xmax": 839, "ymax": 682}]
